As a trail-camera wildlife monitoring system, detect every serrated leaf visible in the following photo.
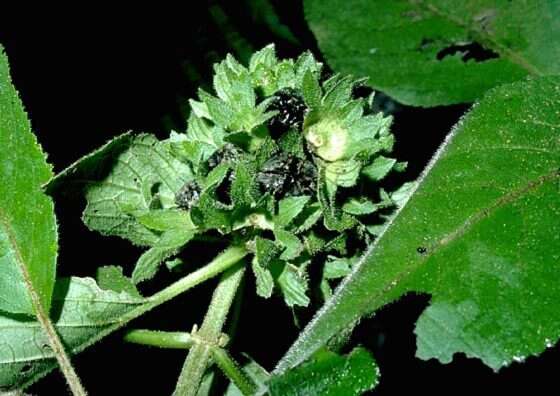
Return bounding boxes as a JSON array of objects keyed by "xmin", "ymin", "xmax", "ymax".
[
  {"xmin": 276, "ymin": 77, "xmax": 560, "ymax": 373},
  {"xmin": 81, "ymin": 134, "xmax": 192, "ymax": 246},
  {"xmin": 342, "ymin": 198, "xmax": 378, "ymax": 216},
  {"xmin": 268, "ymin": 347, "xmax": 379, "ymax": 396},
  {"xmin": 276, "ymin": 196, "xmax": 311, "ymax": 228},
  {"xmin": 277, "ymin": 264, "xmax": 310, "ymax": 307},
  {"xmin": 96, "ymin": 266, "xmax": 142, "ymax": 299},
  {"xmin": 252, "ymin": 237, "xmax": 279, "ymax": 298},
  {"xmin": 305, "ymin": 0, "xmax": 560, "ymax": 106},
  {"xmin": 44, "ymin": 132, "xmax": 133, "ymax": 195},
  {"xmin": 361, "ymin": 156, "xmax": 397, "ymax": 182},
  {"xmin": 0, "ymin": 45, "xmax": 57, "ymax": 315},
  {"xmin": 132, "ymin": 228, "xmax": 195, "ymax": 284},
  {"xmin": 0, "ymin": 277, "xmax": 144, "ymax": 390},
  {"xmin": 275, "ymin": 230, "xmax": 304, "ymax": 261}
]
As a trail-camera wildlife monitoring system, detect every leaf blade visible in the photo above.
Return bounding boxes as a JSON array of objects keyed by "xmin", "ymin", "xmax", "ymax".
[
  {"xmin": 0, "ymin": 45, "xmax": 57, "ymax": 315},
  {"xmin": 305, "ymin": 0, "xmax": 560, "ymax": 106},
  {"xmin": 276, "ymin": 76, "xmax": 560, "ymax": 373}
]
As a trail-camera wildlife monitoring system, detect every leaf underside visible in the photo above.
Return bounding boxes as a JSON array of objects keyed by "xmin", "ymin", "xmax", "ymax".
[
  {"xmin": 276, "ymin": 76, "xmax": 560, "ymax": 373},
  {"xmin": 0, "ymin": 277, "xmax": 143, "ymax": 390},
  {"xmin": 305, "ymin": 0, "xmax": 560, "ymax": 106}
]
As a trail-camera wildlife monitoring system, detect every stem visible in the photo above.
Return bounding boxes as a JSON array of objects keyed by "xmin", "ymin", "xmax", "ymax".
[
  {"xmin": 35, "ymin": 304, "xmax": 88, "ymax": 396},
  {"xmin": 173, "ymin": 262, "xmax": 246, "ymax": 396},
  {"xmin": 211, "ymin": 347, "xmax": 258, "ymax": 396},
  {"xmin": 123, "ymin": 330, "xmax": 194, "ymax": 349},
  {"xmin": 67, "ymin": 246, "xmax": 248, "ymax": 362}
]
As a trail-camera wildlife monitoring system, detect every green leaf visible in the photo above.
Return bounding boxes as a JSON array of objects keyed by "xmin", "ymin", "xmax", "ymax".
[
  {"xmin": 132, "ymin": 228, "xmax": 196, "ymax": 284},
  {"xmin": 136, "ymin": 209, "xmax": 195, "ymax": 232},
  {"xmin": 277, "ymin": 263, "xmax": 310, "ymax": 307},
  {"xmin": 361, "ymin": 156, "xmax": 396, "ymax": 182},
  {"xmin": 0, "ymin": 277, "xmax": 143, "ymax": 390},
  {"xmin": 276, "ymin": 76, "xmax": 560, "ymax": 373},
  {"xmin": 252, "ymin": 237, "xmax": 280, "ymax": 298},
  {"xmin": 44, "ymin": 132, "xmax": 133, "ymax": 195},
  {"xmin": 305, "ymin": 0, "xmax": 560, "ymax": 106},
  {"xmin": 96, "ymin": 266, "xmax": 142, "ymax": 299},
  {"xmin": 276, "ymin": 196, "xmax": 311, "ymax": 228},
  {"xmin": 268, "ymin": 347, "xmax": 379, "ymax": 396},
  {"xmin": 0, "ymin": 45, "xmax": 57, "ymax": 315},
  {"xmin": 80, "ymin": 134, "xmax": 192, "ymax": 246},
  {"xmin": 275, "ymin": 230, "xmax": 304, "ymax": 261}
]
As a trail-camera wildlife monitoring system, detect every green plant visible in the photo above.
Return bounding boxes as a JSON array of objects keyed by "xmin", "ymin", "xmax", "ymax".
[{"xmin": 0, "ymin": 1, "xmax": 559, "ymax": 395}]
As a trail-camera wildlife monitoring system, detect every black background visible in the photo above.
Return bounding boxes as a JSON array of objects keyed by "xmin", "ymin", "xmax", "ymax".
[{"xmin": 1, "ymin": 2, "xmax": 557, "ymax": 395}]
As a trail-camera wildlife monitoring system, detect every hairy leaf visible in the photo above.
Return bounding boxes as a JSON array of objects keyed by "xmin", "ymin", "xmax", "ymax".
[
  {"xmin": 0, "ymin": 277, "xmax": 143, "ymax": 390},
  {"xmin": 81, "ymin": 134, "xmax": 192, "ymax": 246},
  {"xmin": 0, "ymin": 45, "xmax": 57, "ymax": 315},
  {"xmin": 269, "ymin": 348, "xmax": 379, "ymax": 395},
  {"xmin": 276, "ymin": 76, "xmax": 560, "ymax": 373},
  {"xmin": 305, "ymin": 0, "xmax": 560, "ymax": 106}
]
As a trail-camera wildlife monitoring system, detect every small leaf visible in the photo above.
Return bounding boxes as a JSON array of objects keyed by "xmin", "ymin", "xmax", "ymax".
[
  {"xmin": 96, "ymin": 266, "xmax": 142, "ymax": 299},
  {"xmin": 268, "ymin": 347, "xmax": 379, "ymax": 396},
  {"xmin": 252, "ymin": 237, "xmax": 280, "ymax": 298},
  {"xmin": 275, "ymin": 230, "xmax": 304, "ymax": 261},
  {"xmin": 361, "ymin": 156, "xmax": 396, "ymax": 181},
  {"xmin": 0, "ymin": 277, "xmax": 144, "ymax": 390},
  {"xmin": 342, "ymin": 198, "xmax": 378, "ymax": 216},
  {"xmin": 0, "ymin": 45, "xmax": 57, "ymax": 315},
  {"xmin": 276, "ymin": 196, "xmax": 311, "ymax": 228},
  {"xmin": 277, "ymin": 264, "xmax": 310, "ymax": 307},
  {"xmin": 305, "ymin": 0, "xmax": 560, "ymax": 106},
  {"xmin": 132, "ymin": 228, "xmax": 195, "ymax": 284}
]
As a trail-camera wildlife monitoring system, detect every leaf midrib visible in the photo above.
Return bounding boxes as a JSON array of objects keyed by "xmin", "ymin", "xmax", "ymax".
[{"xmin": 353, "ymin": 167, "xmax": 559, "ymax": 317}]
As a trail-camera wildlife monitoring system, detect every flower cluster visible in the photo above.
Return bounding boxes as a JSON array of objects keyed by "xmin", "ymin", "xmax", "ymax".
[{"xmin": 167, "ymin": 45, "xmax": 409, "ymax": 306}]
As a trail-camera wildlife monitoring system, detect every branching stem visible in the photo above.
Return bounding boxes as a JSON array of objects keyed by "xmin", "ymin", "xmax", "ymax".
[{"xmin": 173, "ymin": 261, "xmax": 246, "ymax": 396}]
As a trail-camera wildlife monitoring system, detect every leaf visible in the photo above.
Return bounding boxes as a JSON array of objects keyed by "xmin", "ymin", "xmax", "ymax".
[
  {"xmin": 0, "ymin": 45, "xmax": 57, "ymax": 315},
  {"xmin": 81, "ymin": 134, "xmax": 192, "ymax": 246},
  {"xmin": 277, "ymin": 264, "xmax": 310, "ymax": 308},
  {"xmin": 268, "ymin": 347, "xmax": 379, "ymax": 396},
  {"xmin": 132, "ymin": 228, "xmax": 196, "ymax": 284},
  {"xmin": 251, "ymin": 237, "xmax": 279, "ymax": 298},
  {"xmin": 44, "ymin": 132, "xmax": 133, "ymax": 195},
  {"xmin": 361, "ymin": 156, "xmax": 396, "ymax": 182},
  {"xmin": 96, "ymin": 266, "xmax": 142, "ymax": 299},
  {"xmin": 305, "ymin": 0, "xmax": 560, "ymax": 106},
  {"xmin": 276, "ymin": 76, "xmax": 560, "ymax": 373},
  {"xmin": 276, "ymin": 196, "xmax": 311, "ymax": 228},
  {"xmin": 0, "ymin": 277, "xmax": 143, "ymax": 390}
]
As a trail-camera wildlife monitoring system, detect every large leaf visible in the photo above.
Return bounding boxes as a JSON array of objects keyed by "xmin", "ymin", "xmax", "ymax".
[
  {"xmin": 0, "ymin": 276, "xmax": 143, "ymax": 390},
  {"xmin": 305, "ymin": 0, "xmax": 560, "ymax": 106},
  {"xmin": 276, "ymin": 76, "xmax": 560, "ymax": 373},
  {"xmin": 0, "ymin": 45, "xmax": 57, "ymax": 315}
]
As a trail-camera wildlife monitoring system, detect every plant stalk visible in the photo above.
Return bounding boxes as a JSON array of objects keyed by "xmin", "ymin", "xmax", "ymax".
[
  {"xmin": 173, "ymin": 261, "xmax": 246, "ymax": 396},
  {"xmin": 123, "ymin": 329, "xmax": 194, "ymax": 349},
  {"xmin": 211, "ymin": 346, "xmax": 258, "ymax": 396}
]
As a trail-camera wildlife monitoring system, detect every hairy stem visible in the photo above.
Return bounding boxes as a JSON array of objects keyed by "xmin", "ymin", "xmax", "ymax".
[
  {"xmin": 35, "ymin": 304, "xmax": 88, "ymax": 396},
  {"xmin": 211, "ymin": 347, "xmax": 258, "ymax": 396},
  {"xmin": 123, "ymin": 329, "xmax": 194, "ymax": 349},
  {"xmin": 173, "ymin": 262, "xmax": 246, "ymax": 396}
]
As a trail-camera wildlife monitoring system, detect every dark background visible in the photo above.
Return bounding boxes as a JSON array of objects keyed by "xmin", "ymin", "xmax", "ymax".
[{"xmin": 1, "ymin": 2, "xmax": 557, "ymax": 395}]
